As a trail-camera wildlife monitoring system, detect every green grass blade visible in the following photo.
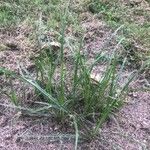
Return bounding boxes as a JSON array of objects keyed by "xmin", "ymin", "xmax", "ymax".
[
  {"xmin": 71, "ymin": 115, "xmax": 79, "ymax": 150},
  {"xmin": 0, "ymin": 67, "xmax": 69, "ymax": 114}
]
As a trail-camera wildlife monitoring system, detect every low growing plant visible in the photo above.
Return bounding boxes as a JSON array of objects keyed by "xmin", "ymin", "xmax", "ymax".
[
  {"xmin": 0, "ymin": 13, "xmax": 137, "ymax": 150},
  {"xmin": 0, "ymin": 38, "xmax": 136, "ymax": 141}
]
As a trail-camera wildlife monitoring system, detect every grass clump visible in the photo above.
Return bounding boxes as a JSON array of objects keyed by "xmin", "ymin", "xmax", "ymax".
[
  {"xmin": 0, "ymin": 0, "xmax": 139, "ymax": 148},
  {"xmin": 0, "ymin": 2, "xmax": 18, "ymax": 27},
  {"xmin": 0, "ymin": 23, "xmax": 136, "ymax": 145},
  {"xmin": 0, "ymin": 0, "xmax": 80, "ymax": 32}
]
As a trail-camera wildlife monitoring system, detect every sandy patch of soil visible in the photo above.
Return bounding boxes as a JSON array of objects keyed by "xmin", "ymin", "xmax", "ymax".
[
  {"xmin": 0, "ymin": 90, "xmax": 149, "ymax": 149},
  {"xmin": 0, "ymin": 24, "xmax": 35, "ymax": 72}
]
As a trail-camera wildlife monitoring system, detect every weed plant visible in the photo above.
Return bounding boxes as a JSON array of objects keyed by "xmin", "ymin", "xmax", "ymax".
[
  {"xmin": 0, "ymin": 1, "xmax": 139, "ymax": 149},
  {"xmin": 0, "ymin": 26, "xmax": 136, "ymax": 148}
]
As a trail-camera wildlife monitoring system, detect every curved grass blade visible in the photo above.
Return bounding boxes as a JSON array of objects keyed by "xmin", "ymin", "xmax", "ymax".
[{"xmin": 0, "ymin": 67, "xmax": 69, "ymax": 114}]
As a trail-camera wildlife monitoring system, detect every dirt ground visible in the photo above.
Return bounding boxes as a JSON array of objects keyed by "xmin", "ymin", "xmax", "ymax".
[{"xmin": 0, "ymin": 13, "xmax": 150, "ymax": 150}]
